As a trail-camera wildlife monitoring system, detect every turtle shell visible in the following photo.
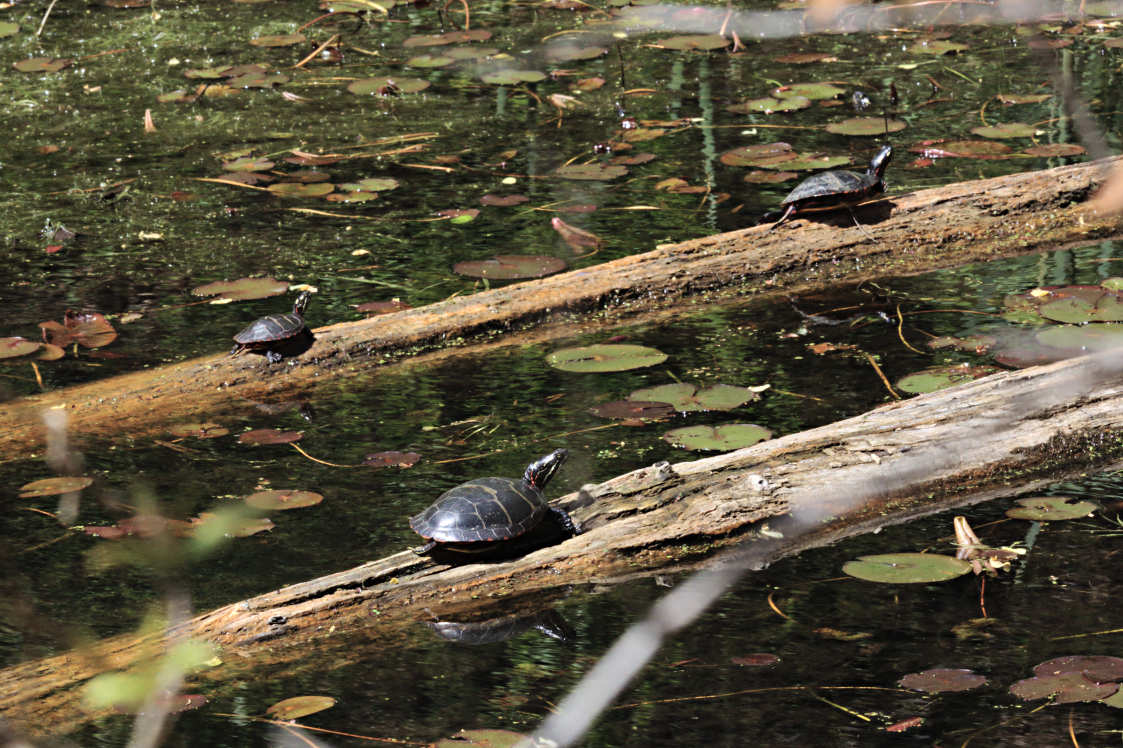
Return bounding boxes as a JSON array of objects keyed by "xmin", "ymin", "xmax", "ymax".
[
  {"xmin": 409, "ymin": 477, "xmax": 548, "ymax": 543},
  {"xmin": 781, "ymin": 169, "xmax": 876, "ymax": 211},
  {"xmin": 233, "ymin": 311, "xmax": 306, "ymax": 345}
]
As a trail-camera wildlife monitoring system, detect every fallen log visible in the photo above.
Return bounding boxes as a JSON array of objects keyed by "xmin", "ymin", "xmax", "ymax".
[
  {"xmin": 1, "ymin": 157, "xmax": 1119, "ymax": 460},
  {"xmin": 5, "ymin": 348, "xmax": 1123, "ymax": 735}
]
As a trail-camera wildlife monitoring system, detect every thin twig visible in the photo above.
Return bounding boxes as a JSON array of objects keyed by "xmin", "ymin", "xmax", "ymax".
[{"xmin": 36, "ymin": 0, "xmax": 59, "ymax": 37}]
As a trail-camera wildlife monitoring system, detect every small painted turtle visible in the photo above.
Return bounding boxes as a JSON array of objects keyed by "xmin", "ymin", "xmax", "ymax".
[
  {"xmin": 230, "ymin": 291, "xmax": 312, "ymax": 363},
  {"xmin": 410, "ymin": 448, "xmax": 577, "ymax": 554},
  {"xmin": 769, "ymin": 145, "xmax": 893, "ymax": 230}
]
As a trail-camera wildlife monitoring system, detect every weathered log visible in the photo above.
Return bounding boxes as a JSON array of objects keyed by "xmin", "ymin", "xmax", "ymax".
[
  {"xmin": 0, "ymin": 157, "xmax": 1118, "ymax": 460},
  {"xmin": 5, "ymin": 348, "xmax": 1123, "ymax": 735}
]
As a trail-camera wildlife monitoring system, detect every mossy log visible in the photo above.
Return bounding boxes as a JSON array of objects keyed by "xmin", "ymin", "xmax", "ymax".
[{"xmin": 0, "ymin": 157, "xmax": 1119, "ymax": 461}]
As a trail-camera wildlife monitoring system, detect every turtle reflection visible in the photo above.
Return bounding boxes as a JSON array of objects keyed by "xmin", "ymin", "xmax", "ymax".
[{"xmin": 427, "ymin": 609, "xmax": 574, "ymax": 646}]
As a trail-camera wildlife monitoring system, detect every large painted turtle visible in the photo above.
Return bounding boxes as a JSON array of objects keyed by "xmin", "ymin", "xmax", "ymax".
[
  {"xmin": 410, "ymin": 449, "xmax": 577, "ymax": 554},
  {"xmin": 770, "ymin": 145, "xmax": 893, "ymax": 230},
  {"xmin": 230, "ymin": 291, "xmax": 311, "ymax": 363}
]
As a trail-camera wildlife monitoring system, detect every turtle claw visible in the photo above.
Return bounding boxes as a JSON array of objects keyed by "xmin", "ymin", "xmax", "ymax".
[
  {"xmin": 266, "ymin": 350, "xmax": 284, "ymax": 364},
  {"xmin": 551, "ymin": 506, "xmax": 580, "ymax": 537}
]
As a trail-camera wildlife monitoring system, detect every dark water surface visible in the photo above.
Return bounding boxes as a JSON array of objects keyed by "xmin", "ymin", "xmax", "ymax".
[{"xmin": 3, "ymin": 0, "xmax": 1123, "ymax": 744}]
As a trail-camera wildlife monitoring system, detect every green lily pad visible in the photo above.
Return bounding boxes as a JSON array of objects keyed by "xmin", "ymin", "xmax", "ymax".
[
  {"xmin": 480, "ymin": 69, "xmax": 547, "ymax": 84},
  {"xmin": 227, "ymin": 72, "xmax": 288, "ymax": 88},
  {"xmin": 896, "ymin": 365, "xmax": 1001, "ymax": 394},
  {"xmin": 662, "ymin": 424, "xmax": 772, "ymax": 451},
  {"xmin": 267, "ymin": 182, "xmax": 335, "ymax": 198},
  {"xmin": 19, "ymin": 476, "xmax": 94, "ymax": 498},
  {"xmin": 192, "ymin": 277, "xmax": 289, "ymax": 300},
  {"xmin": 0, "ymin": 337, "xmax": 42, "ymax": 360},
  {"xmin": 238, "ymin": 429, "xmax": 303, "ymax": 445},
  {"xmin": 435, "ymin": 729, "xmax": 527, "ymax": 748},
  {"xmin": 842, "ymin": 553, "xmax": 973, "ymax": 584},
  {"xmin": 825, "ymin": 117, "xmax": 907, "ymax": 136},
  {"xmin": 190, "ymin": 512, "xmax": 275, "ymax": 538},
  {"xmin": 339, "ymin": 177, "xmax": 400, "ymax": 193},
  {"xmin": 453, "ymin": 255, "xmax": 566, "ymax": 280},
  {"xmin": 555, "ymin": 163, "xmax": 628, "ymax": 180},
  {"xmin": 223, "ymin": 156, "xmax": 275, "ymax": 172},
  {"xmin": 1023, "ymin": 143, "xmax": 1085, "ymax": 157},
  {"xmin": 630, "ymin": 383, "xmax": 759, "ymax": 412},
  {"xmin": 656, "ymin": 34, "xmax": 729, "ymax": 50},
  {"xmin": 899, "ymin": 669, "xmax": 987, "ymax": 693},
  {"xmin": 547, "ymin": 344, "xmax": 667, "ymax": 373},
  {"xmin": 1005, "ymin": 496, "xmax": 1096, "ymax": 521},
  {"xmin": 1004, "ymin": 284, "xmax": 1122, "ymax": 323},
  {"xmin": 245, "ymin": 490, "xmax": 324, "ymax": 510},
  {"xmin": 728, "ymin": 97, "xmax": 811, "ymax": 114},
  {"xmin": 347, "ymin": 77, "xmax": 430, "ymax": 95},
  {"xmin": 719, "ymin": 143, "xmax": 795, "ymax": 168},
  {"xmin": 590, "ymin": 400, "xmax": 676, "ymax": 420},
  {"xmin": 326, "ymin": 191, "xmax": 379, "ymax": 203},
  {"xmin": 0, "ymin": 21, "xmax": 19, "ymax": 38},
  {"xmin": 265, "ymin": 695, "xmax": 336, "ymax": 719},
  {"xmin": 971, "ymin": 122, "xmax": 1037, "ymax": 139},
  {"xmin": 1010, "ymin": 672, "xmax": 1118, "ymax": 703},
  {"xmin": 1036, "ymin": 323, "xmax": 1123, "ymax": 352},
  {"xmin": 783, "ymin": 154, "xmax": 852, "ymax": 171},
  {"xmin": 1038, "ymin": 292, "xmax": 1123, "ymax": 323},
  {"xmin": 408, "ymin": 54, "xmax": 455, "ymax": 68},
  {"xmin": 773, "ymin": 83, "xmax": 846, "ymax": 100},
  {"xmin": 402, "ymin": 29, "xmax": 492, "ymax": 47},
  {"xmin": 184, "ymin": 66, "xmax": 231, "ymax": 79},
  {"xmin": 910, "ymin": 39, "xmax": 969, "ymax": 55},
  {"xmin": 249, "ymin": 33, "xmax": 306, "ymax": 47},
  {"xmin": 13, "ymin": 57, "xmax": 72, "ymax": 73}
]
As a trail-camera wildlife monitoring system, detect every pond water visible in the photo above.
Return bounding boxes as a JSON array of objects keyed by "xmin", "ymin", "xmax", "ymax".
[{"xmin": 3, "ymin": 0, "xmax": 1123, "ymax": 744}]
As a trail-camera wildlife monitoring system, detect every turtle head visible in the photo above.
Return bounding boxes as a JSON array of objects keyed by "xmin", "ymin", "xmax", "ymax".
[
  {"xmin": 867, "ymin": 145, "xmax": 892, "ymax": 180},
  {"xmin": 524, "ymin": 449, "xmax": 569, "ymax": 490},
  {"xmin": 292, "ymin": 291, "xmax": 313, "ymax": 317}
]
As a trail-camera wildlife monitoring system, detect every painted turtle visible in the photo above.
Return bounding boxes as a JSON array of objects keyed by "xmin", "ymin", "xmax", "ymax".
[
  {"xmin": 410, "ymin": 448, "xmax": 577, "ymax": 554},
  {"xmin": 230, "ymin": 291, "xmax": 312, "ymax": 363},
  {"xmin": 769, "ymin": 145, "xmax": 893, "ymax": 230}
]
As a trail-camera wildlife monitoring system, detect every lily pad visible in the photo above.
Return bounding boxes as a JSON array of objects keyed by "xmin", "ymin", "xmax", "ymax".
[
  {"xmin": 223, "ymin": 156, "xmax": 275, "ymax": 172},
  {"xmin": 547, "ymin": 344, "xmax": 667, "ymax": 373},
  {"xmin": 435, "ymin": 729, "xmax": 527, "ymax": 748},
  {"xmin": 720, "ymin": 143, "xmax": 795, "ymax": 168},
  {"xmin": 0, "ymin": 21, "xmax": 19, "ymax": 38},
  {"xmin": 728, "ymin": 97, "xmax": 811, "ymax": 114},
  {"xmin": 453, "ymin": 255, "xmax": 566, "ymax": 280},
  {"xmin": 1036, "ymin": 323, "xmax": 1123, "ymax": 352},
  {"xmin": 168, "ymin": 422, "xmax": 229, "ymax": 439},
  {"xmin": 911, "ymin": 140, "xmax": 1013, "ymax": 158},
  {"xmin": 630, "ymin": 383, "xmax": 759, "ymax": 412},
  {"xmin": 783, "ymin": 154, "xmax": 852, "ymax": 171},
  {"xmin": 480, "ymin": 69, "xmax": 547, "ymax": 85},
  {"xmin": 590, "ymin": 400, "xmax": 676, "ymax": 420},
  {"xmin": 13, "ymin": 57, "xmax": 72, "ymax": 73},
  {"xmin": 192, "ymin": 277, "xmax": 289, "ymax": 301},
  {"xmin": 479, "ymin": 194, "xmax": 530, "ymax": 207},
  {"xmin": 899, "ymin": 668, "xmax": 987, "ymax": 693},
  {"xmin": 825, "ymin": 117, "xmax": 907, "ymax": 136},
  {"xmin": 1035, "ymin": 656, "xmax": 1123, "ymax": 682},
  {"xmin": 190, "ymin": 512, "xmax": 275, "ymax": 538},
  {"xmin": 249, "ymin": 33, "xmax": 306, "ymax": 47},
  {"xmin": 971, "ymin": 122, "xmax": 1037, "ymax": 139},
  {"xmin": 896, "ymin": 365, "xmax": 1001, "ymax": 394},
  {"xmin": 1005, "ymin": 496, "xmax": 1096, "ymax": 521},
  {"xmin": 909, "ymin": 39, "xmax": 969, "ymax": 55},
  {"xmin": 238, "ymin": 429, "xmax": 303, "ymax": 445},
  {"xmin": 363, "ymin": 451, "xmax": 421, "ymax": 468},
  {"xmin": 545, "ymin": 45, "xmax": 607, "ymax": 62},
  {"xmin": 447, "ymin": 46, "xmax": 499, "ymax": 61},
  {"xmin": 555, "ymin": 163, "xmax": 628, "ymax": 180},
  {"xmin": 39, "ymin": 311, "xmax": 118, "ymax": 348},
  {"xmin": 265, "ymin": 695, "xmax": 336, "ymax": 719},
  {"xmin": 0, "ymin": 337, "xmax": 42, "ymax": 359},
  {"xmin": 402, "ymin": 29, "xmax": 492, "ymax": 47},
  {"xmin": 227, "ymin": 72, "xmax": 288, "ymax": 88},
  {"xmin": 662, "ymin": 424, "xmax": 772, "ymax": 451},
  {"xmin": 745, "ymin": 170, "xmax": 796, "ymax": 184},
  {"xmin": 407, "ymin": 54, "xmax": 455, "ymax": 68},
  {"xmin": 1023, "ymin": 143, "xmax": 1085, "ymax": 157},
  {"xmin": 773, "ymin": 83, "xmax": 846, "ymax": 100},
  {"xmin": 245, "ymin": 489, "xmax": 324, "ymax": 510},
  {"xmin": 19, "ymin": 476, "xmax": 94, "ymax": 498},
  {"xmin": 731, "ymin": 653, "xmax": 781, "ymax": 667},
  {"xmin": 267, "ymin": 182, "xmax": 334, "ymax": 198},
  {"xmin": 347, "ymin": 77, "xmax": 430, "ymax": 95},
  {"xmin": 997, "ymin": 93, "xmax": 1052, "ymax": 104},
  {"xmin": 339, "ymin": 177, "xmax": 400, "ymax": 193},
  {"xmin": 653, "ymin": 33, "xmax": 727, "ymax": 51},
  {"xmin": 842, "ymin": 553, "xmax": 973, "ymax": 584},
  {"xmin": 1010, "ymin": 672, "xmax": 1118, "ymax": 703}
]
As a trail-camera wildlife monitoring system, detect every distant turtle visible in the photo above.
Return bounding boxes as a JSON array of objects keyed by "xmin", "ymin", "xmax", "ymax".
[
  {"xmin": 409, "ymin": 449, "xmax": 577, "ymax": 554},
  {"xmin": 230, "ymin": 291, "xmax": 311, "ymax": 363},
  {"xmin": 769, "ymin": 145, "xmax": 893, "ymax": 230}
]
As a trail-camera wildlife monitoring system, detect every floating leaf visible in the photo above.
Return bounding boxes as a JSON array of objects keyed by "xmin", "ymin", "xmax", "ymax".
[
  {"xmin": 555, "ymin": 163, "xmax": 627, "ymax": 180},
  {"xmin": 997, "ymin": 93, "xmax": 1052, "ymax": 104},
  {"xmin": 239, "ymin": 429, "xmax": 303, "ymax": 445},
  {"xmin": 1010, "ymin": 672, "xmax": 1118, "ymax": 703},
  {"xmin": 447, "ymin": 46, "xmax": 499, "ymax": 61},
  {"xmin": 911, "ymin": 140, "xmax": 1013, "ymax": 158},
  {"xmin": 13, "ymin": 57, "xmax": 72, "ymax": 73},
  {"xmin": 910, "ymin": 39, "xmax": 968, "ymax": 55},
  {"xmin": 190, "ymin": 512, "xmax": 275, "ymax": 538},
  {"xmin": 249, "ymin": 33, "xmax": 306, "ymax": 47},
  {"xmin": 1005, "ymin": 496, "xmax": 1096, "ymax": 521},
  {"xmin": 775, "ymin": 52, "xmax": 835, "ymax": 63},
  {"xmin": 1035, "ymin": 656, "xmax": 1123, "ymax": 681},
  {"xmin": 168, "ymin": 422, "xmax": 229, "ymax": 439},
  {"xmin": 899, "ymin": 669, "xmax": 987, "ymax": 693},
  {"xmin": 245, "ymin": 490, "xmax": 324, "ymax": 510},
  {"xmin": 551, "ymin": 217, "xmax": 602, "ymax": 251},
  {"xmin": 265, "ymin": 695, "xmax": 336, "ymax": 719},
  {"xmin": 223, "ymin": 156, "xmax": 275, "ymax": 172},
  {"xmin": 453, "ymin": 255, "xmax": 566, "ymax": 280},
  {"xmin": 728, "ymin": 97, "xmax": 811, "ymax": 114},
  {"xmin": 548, "ymin": 344, "xmax": 667, "ymax": 373},
  {"xmin": 720, "ymin": 143, "xmax": 795, "ymax": 168},
  {"xmin": 339, "ymin": 177, "xmax": 400, "ymax": 193},
  {"xmin": 630, "ymin": 383, "xmax": 759, "ymax": 412},
  {"xmin": 19, "ymin": 476, "xmax": 94, "ymax": 498},
  {"xmin": 971, "ymin": 122, "xmax": 1037, "ymax": 139},
  {"xmin": 0, "ymin": 337, "xmax": 42, "ymax": 360},
  {"xmin": 402, "ymin": 29, "xmax": 492, "ymax": 47},
  {"xmin": 662, "ymin": 424, "xmax": 772, "ymax": 451},
  {"xmin": 842, "ymin": 553, "xmax": 973, "ymax": 583},
  {"xmin": 590, "ymin": 400, "xmax": 675, "ymax": 420},
  {"xmin": 192, "ymin": 277, "xmax": 289, "ymax": 301},
  {"xmin": 896, "ymin": 365, "xmax": 1001, "ymax": 394},
  {"xmin": 363, "ymin": 451, "xmax": 421, "ymax": 468},
  {"xmin": 407, "ymin": 54, "xmax": 455, "ymax": 68},
  {"xmin": 782, "ymin": 154, "xmax": 852, "ymax": 171},
  {"xmin": 1024, "ymin": 143, "xmax": 1085, "ymax": 157},
  {"xmin": 545, "ymin": 45, "xmax": 607, "ymax": 62},
  {"xmin": 745, "ymin": 170, "xmax": 796, "ymax": 184},
  {"xmin": 434, "ymin": 729, "xmax": 527, "ymax": 748},
  {"xmin": 439, "ymin": 208, "xmax": 479, "ymax": 222},
  {"xmin": 480, "ymin": 69, "xmax": 547, "ymax": 85},
  {"xmin": 1036, "ymin": 323, "xmax": 1123, "ymax": 352},
  {"xmin": 267, "ymin": 182, "xmax": 334, "ymax": 198},
  {"xmin": 655, "ymin": 34, "xmax": 729, "ymax": 51},
  {"xmin": 773, "ymin": 83, "xmax": 846, "ymax": 100},
  {"xmin": 0, "ymin": 21, "xmax": 19, "ymax": 38},
  {"xmin": 826, "ymin": 117, "xmax": 907, "ymax": 136},
  {"xmin": 480, "ymin": 194, "xmax": 530, "ymax": 207},
  {"xmin": 347, "ymin": 77, "xmax": 430, "ymax": 95},
  {"xmin": 227, "ymin": 72, "xmax": 289, "ymax": 89}
]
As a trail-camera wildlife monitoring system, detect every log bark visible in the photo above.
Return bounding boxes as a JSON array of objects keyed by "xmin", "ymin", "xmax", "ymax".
[
  {"xmin": 1, "ymin": 157, "xmax": 1119, "ymax": 460},
  {"xmin": 5, "ymin": 348, "xmax": 1123, "ymax": 735}
]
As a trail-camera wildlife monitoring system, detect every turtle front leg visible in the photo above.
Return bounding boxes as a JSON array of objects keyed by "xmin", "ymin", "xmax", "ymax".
[
  {"xmin": 767, "ymin": 204, "xmax": 796, "ymax": 232},
  {"xmin": 551, "ymin": 506, "xmax": 580, "ymax": 537},
  {"xmin": 413, "ymin": 540, "xmax": 437, "ymax": 555},
  {"xmin": 266, "ymin": 350, "xmax": 284, "ymax": 364}
]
